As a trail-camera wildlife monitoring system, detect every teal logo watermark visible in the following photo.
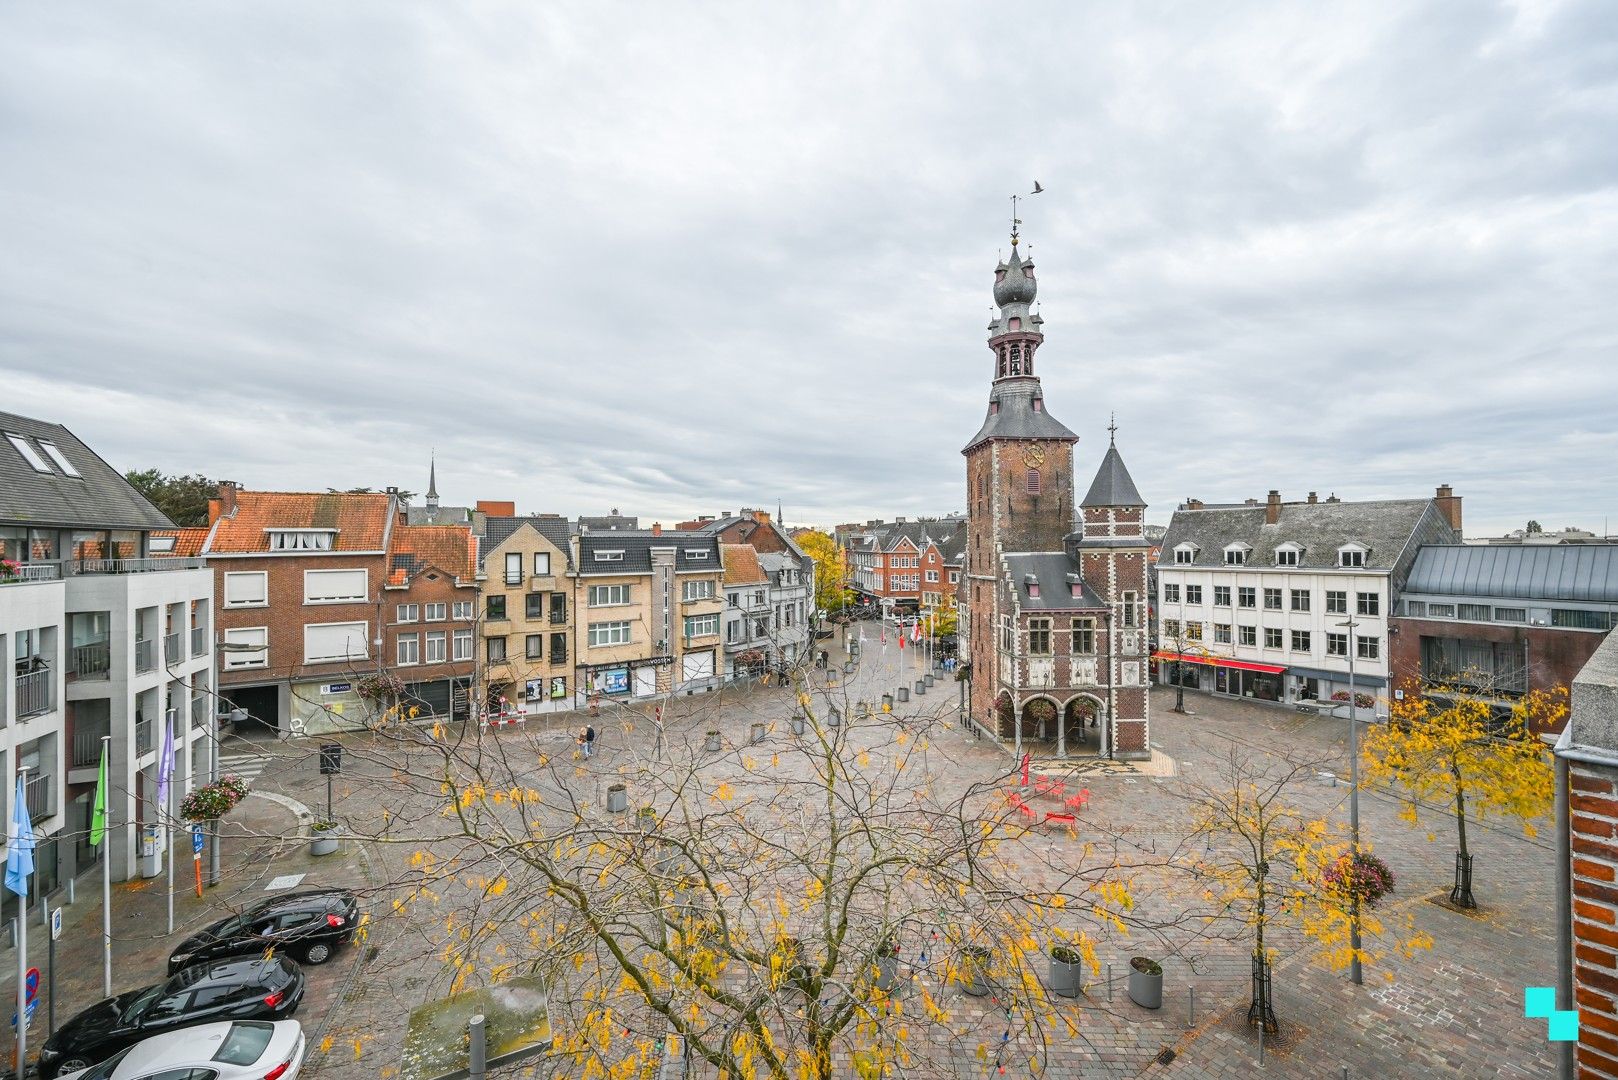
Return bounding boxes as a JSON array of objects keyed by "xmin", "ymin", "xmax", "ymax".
[{"xmin": 1525, "ymin": 987, "xmax": 1579, "ymax": 1041}]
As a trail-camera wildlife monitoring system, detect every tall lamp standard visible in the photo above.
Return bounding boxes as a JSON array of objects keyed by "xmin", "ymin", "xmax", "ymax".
[
  {"xmin": 1335, "ymin": 613, "xmax": 1363, "ymax": 986},
  {"xmin": 208, "ymin": 641, "xmax": 265, "ymax": 888}
]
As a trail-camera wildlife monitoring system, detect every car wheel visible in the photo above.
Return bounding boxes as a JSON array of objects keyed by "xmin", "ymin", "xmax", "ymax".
[
  {"xmin": 302, "ymin": 941, "xmax": 333, "ymax": 965},
  {"xmin": 56, "ymin": 1057, "xmax": 93, "ymax": 1076}
]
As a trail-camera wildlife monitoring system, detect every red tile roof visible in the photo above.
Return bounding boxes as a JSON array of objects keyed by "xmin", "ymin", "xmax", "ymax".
[
  {"xmin": 206, "ymin": 491, "xmax": 392, "ymax": 553},
  {"xmin": 392, "ymin": 524, "xmax": 476, "ymax": 580},
  {"xmin": 722, "ymin": 544, "xmax": 768, "ymax": 586},
  {"xmin": 152, "ymin": 527, "xmax": 208, "ymax": 557}
]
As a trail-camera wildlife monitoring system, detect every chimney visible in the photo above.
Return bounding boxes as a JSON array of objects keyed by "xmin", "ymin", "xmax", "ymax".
[
  {"xmin": 1265, "ymin": 490, "xmax": 1282, "ymax": 525},
  {"xmin": 651, "ymin": 522, "xmax": 662, "ymax": 537},
  {"xmin": 1326, "ymin": 493, "xmax": 1341, "ymax": 504},
  {"xmin": 1434, "ymin": 484, "xmax": 1463, "ymax": 536},
  {"xmin": 211, "ymin": 481, "xmax": 239, "ymax": 525},
  {"xmin": 1244, "ymin": 498, "xmax": 1259, "ymax": 507},
  {"xmin": 752, "ymin": 510, "xmax": 770, "ymax": 524},
  {"xmin": 1184, "ymin": 498, "xmax": 1204, "ymax": 511},
  {"xmin": 1307, "ymin": 492, "xmax": 1318, "ymax": 504}
]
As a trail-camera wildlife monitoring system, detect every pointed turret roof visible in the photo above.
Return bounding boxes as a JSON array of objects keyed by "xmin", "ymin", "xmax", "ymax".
[
  {"xmin": 427, "ymin": 455, "xmax": 438, "ymax": 501},
  {"xmin": 1081, "ymin": 444, "xmax": 1145, "ymax": 507}
]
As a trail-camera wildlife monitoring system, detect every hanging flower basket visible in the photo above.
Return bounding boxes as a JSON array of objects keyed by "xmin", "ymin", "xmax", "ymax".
[
  {"xmin": 1325, "ymin": 850, "xmax": 1396, "ymax": 909},
  {"xmin": 357, "ymin": 672, "xmax": 406, "ymax": 703},
  {"xmin": 0, "ymin": 559, "xmax": 21, "ymax": 583},
  {"xmin": 180, "ymin": 774, "xmax": 250, "ymax": 822}
]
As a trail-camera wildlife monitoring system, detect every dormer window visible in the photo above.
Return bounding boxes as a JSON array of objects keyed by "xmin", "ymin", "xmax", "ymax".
[
  {"xmin": 1223, "ymin": 544, "xmax": 1250, "ymax": 566},
  {"xmin": 267, "ymin": 529, "xmax": 335, "ymax": 551},
  {"xmin": 1275, "ymin": 543, "xmax": 1302, "ymax": 567},
  {"xmin": 1024, "ymin": 573, "xmax": 1040, "ymax": 599},
  {"xmin": 684, "ymin": 549, "xmax": 709, "ymax": 561},
  {"xmin": 1173, "ymin": 543, "xmax": 1199, "ymax": 565},
  {"xmin": 594, "ymin": 550, "xmax": 624, "ymax": 562},
  {"xmin": 1338, "ymin": 544, "xmax": 1367, "ymax": 568},
  {"xmin": 1008, "ymin": 317, "xmax": 1021, "ymax": 331}
]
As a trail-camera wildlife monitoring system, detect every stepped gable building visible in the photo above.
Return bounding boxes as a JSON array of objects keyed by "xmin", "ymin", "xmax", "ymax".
[{"xmin": 957, "ymin": 235, "xmax": 1152, "ymax": 760}]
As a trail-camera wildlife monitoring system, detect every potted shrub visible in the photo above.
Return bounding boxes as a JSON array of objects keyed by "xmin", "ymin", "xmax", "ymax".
[
  {"xmin": 635, "ymin": 806, "xmax": 658, "ymax": 833},
  {"xmin": 959, "ymin": 945, "xmax": 993, "ymax": 997},
  {"xmin": 606, "ymin": 783, "xmax": 627, "ymax": 813},
  {"xmin": 1049, "ymin": 945, "xmax": 1083, "ymax": 999},
  {"xmin": 790, "ymin": 714, "xmax": 807, "ymax": 736},
  {"xmin": 874, "ymin": 937, "xmax": 901, "ymax": 992},
  {"xmin": 1128, "ymin": 956, "xmax": 1163, "ymax": 1009},
  {"xmin": 309, "ymin": 819, "xmax": 341, "ymax": 856},
  {"xmin": 704, "ymin": 730, "xmax": 722, "ymax": 752},
  {"xmin": 0, "ymin": 559, "xmax": 20, "ymax": 583}
]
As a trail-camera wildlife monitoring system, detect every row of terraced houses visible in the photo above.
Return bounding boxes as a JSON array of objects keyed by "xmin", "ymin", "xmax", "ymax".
[{"xmin": 0, "ymin": 410, "xmax": 814, "ymax": 899}]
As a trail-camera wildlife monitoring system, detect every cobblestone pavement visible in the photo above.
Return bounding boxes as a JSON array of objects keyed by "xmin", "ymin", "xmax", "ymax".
[
  {"xmin": 237, "ymin": 627, "xmax": 1557, "ymax": 1079},
  {"xmin": 1, "ymin": 759, "xmax": 374, "ymax": 1075}
]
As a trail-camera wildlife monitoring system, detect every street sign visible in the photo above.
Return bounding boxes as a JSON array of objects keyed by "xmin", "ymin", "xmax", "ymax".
[
  {"xmin": 192, "ymin": 825, "xmax": 205, "ymax": 858},
  {"xmin": 24, "ymin": 968, "xmax": 39, "ymax": 1003},
  {"xmin": 50, "ymin": 908, "xmax": 61, "ymax": 942},
  {"xmin": 319, "ymin": 743, "xmax": 343, "ymax": 775},
  {"xmin": 10, "ymin": 1000, "xmax": 37, "ymax": 1030}
]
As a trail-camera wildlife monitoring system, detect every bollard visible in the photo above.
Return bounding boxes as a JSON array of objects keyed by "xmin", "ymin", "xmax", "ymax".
[
  {"xmin": 1107, "ymin": 963, "xmax": 1113, "ymax": 1001},
  {"xmin": 1189, "ymin": 985, "xmax": 1195, "ymax": 1027},
  {"xmin": 469, "ymin": 1014, "xmax": 487, "ymax": 1080},
  {"xmin": 67, "ymin": 878, "xmax": 75, "ymax": 905},
  {"xmin": 1259, "ymin": 1021, "xmax": 1265, "ymax": 1066},
  {"xmin": 914, "ymin": 680, "xmax": 925, "ymax": 696}
]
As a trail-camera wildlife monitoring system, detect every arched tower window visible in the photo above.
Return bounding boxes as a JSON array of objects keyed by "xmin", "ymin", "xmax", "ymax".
[
  {"xmin": 1026, "ymin": 468, "xmax": 1041, "ymax": 495},
  {"xmin": 997, "ymin": 348, "xmax": 1008, "ymax": 378},
  {"xmin": 1009, "ymin": 343, "xmax": 1022, "ymax": 375},
  {"xmin": 1023, "ymin": 343, "xmax": 1034, "ymax": 376}
]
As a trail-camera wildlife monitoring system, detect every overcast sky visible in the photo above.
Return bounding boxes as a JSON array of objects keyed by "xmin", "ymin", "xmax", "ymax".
[{"xmin": 2, "ymin": 2, "xmax": 1614, "ymax": 536}]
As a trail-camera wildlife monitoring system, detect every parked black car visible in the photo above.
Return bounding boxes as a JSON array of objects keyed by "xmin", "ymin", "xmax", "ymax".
[
  {"xmin": 36, "ymin": 956, "xmax": 304, "ymax": 1079},
  {"xmin": 167, "ymin": 889, "xmax": 360, "ymax": 974}
]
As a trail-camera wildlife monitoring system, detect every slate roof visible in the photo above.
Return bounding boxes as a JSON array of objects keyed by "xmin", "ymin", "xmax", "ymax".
[
  {"xmin": 391, "ymin": 524, "xmax": 477, "ymax": 581},
  {"xmin": 1161, "ymin": 499, "xmax": 1458, "ymax": 575},
  {"xmin": 406, "ymin": 505, "xmax": 474, "ymax": 526},
  {"xmin": 757, "ymin": 551, "xmax": 807, "ymax": 579},
  {"xmin": 205, "ymin": 491, "xmax": 393, "ymax": 553},
  {"xmin": 1081, "ymin": 444, "xmax": 1145, "ymax": 508},
  {"xmin": 0, "ymin": 410, "xmax": 174, "ymax": 530},
  {"xmin": 578, "ymin": 531, "xmax": 721, "ymax": 576},
  {"xmin": 722, "ymin": 544, "xmax": 768, "ymax": 586},
  {"xmin": 961, "ymin": 377, "xmax": 1078, "ymax": 454},
  {"xmin": 1406, "ymin": 544, "xmax": 1618, "ymax": 604},
  {"xmin": 1003, "ymin": 553, "xmax": 1109, "ymax": 611},
  {"xmin": 936, "ymin": 529, "xmax": 967, "ymax": 567},
  {"xmin": 482, "ymin": 516, "xmax": 576, "ymax": 572}
]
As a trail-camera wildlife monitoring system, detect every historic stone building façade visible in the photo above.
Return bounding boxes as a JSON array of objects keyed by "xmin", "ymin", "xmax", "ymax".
[{"xmin": 956, "ymin": 233, "xmax": 1152, "ymax": 760}]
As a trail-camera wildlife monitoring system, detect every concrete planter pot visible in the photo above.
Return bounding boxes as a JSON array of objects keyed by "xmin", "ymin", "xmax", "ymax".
[
  {"xmin": 750, "ymin": 722, "xmax": 766, "ymax": 745},
  {"xmin": 790, "ymin": 716, "xmax": 807, "ymax": 736},
  {"xmin": 1049, "ymin": 949, "xmax": 1083, "ymax": 999},
  {"xmin": 635, "ymin": 807, "xmax": 657, "ymax": 833},
  {"xmin": 606, "ymin": 783, "xmax": 627, "ymax": 813},
  {"xmin": 310, "ymin": 825, "xmax": 342, "ymax": 856},
  {"xmin": 875, "ymin": 955, "xmax": 900, "ymax": 993},
  {"xmin": 960, "ymin": 947, "xmax": 992, "ymax": 997},
  {"xmin": 1128, "ymin": 956, "xmax": 1163, "ymax": 1009},
  {"xmin": 704, "ymin": 731, "xmax": 722, "ymax": 752}
]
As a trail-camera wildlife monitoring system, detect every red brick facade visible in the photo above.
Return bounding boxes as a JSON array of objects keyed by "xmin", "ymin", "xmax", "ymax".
[{"xmin": 1571, "ymin": 761, "xmax": 1618, "ymax": 1078}]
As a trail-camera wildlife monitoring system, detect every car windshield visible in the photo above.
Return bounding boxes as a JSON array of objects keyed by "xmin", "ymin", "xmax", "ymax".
[
  {"xmin": 78, "ymin": 1047, "xmax": 134, "ymax": 1080},
  {"xmin": 213, "ymin": 1022, "xmax": 276, "ymax": 1065},
  {"xmin": 120, "ymin": 985, "xmax": 164, "ymax": 1021}
]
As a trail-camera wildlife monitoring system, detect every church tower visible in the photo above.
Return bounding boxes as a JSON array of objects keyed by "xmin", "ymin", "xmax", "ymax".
[{"xmin": 957, "ymin": 229, "xmax": 1151, "ymax": 761}]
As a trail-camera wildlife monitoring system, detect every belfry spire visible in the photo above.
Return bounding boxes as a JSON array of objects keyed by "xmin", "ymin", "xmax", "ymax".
[{"xmin": 426, "ymin": 452, "xmax": 439, "ymax": 511}]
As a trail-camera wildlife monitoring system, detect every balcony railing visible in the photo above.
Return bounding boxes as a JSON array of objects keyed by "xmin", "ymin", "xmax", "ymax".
[
  {"xmin": 0, "ymin": 562, "xmax": 62, "ymax": 584},
  {"xmin": 16, "ymin": 669, "xmax": 52, "ymax": 719},
  {"xmin": 136, "ymin": 716, "xmax": 154, "ymax": 755},
  {"xmin": 73, "ymin": 722, "xmax": 110, "ymax": 767},
  {"xmin": 69, "ymin": 557, "xmax": 207, "ymax": 575},
  {"xmin": 192, "ymin": 695, "xmax": 209, "ymax": 729},
  {"xmin": 70, "ymin": 640, "xmax": 112, "ymax": 678},
  {"xmin": 191, "ymin": 626, "xmax": 208, "ymax": 656},
  {"xmin": 164, "ymin": 631, "xmax": 183, "ymax": 665},
  {"xmin": 24, "ymin": 774, "xmax": 54, "ymax": 821},
  {"xmin": 135, "ymin": 638, "xmax": 156, "ymax": 674},
  {"xmin": 550, "ymin": 611, "xmax": 567, "ymax": 625}
]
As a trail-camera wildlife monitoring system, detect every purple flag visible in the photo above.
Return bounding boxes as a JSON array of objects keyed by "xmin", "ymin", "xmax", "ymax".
[{"xmin": 157, "ymin": 709, "xmax": 175, "ymax": 810}]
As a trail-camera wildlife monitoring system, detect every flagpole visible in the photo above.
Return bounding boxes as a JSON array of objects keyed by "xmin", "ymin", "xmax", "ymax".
[
  {"xmin": 15, "ymin": 766, "xmax": 30, "ymax": 1077},
  {"xmin": 100, "ymin": 735, "xmax": 112, "ymax": 999},
  {"xmin": 164, "ymin": 710, "xmax": 175, "ymax": 936}
]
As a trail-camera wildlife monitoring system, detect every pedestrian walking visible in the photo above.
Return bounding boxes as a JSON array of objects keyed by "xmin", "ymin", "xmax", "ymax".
[{"xmin": 580, "ymin": 724, "xmax": 597, "ymax": 758}]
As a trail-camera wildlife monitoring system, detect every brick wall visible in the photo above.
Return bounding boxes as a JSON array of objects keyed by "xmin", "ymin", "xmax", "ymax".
[
  {"xmin": 214, "ymin": 552, "xmax": 387, "ymax": 688},
  {"xmin": 1571, "ymin": 761, "xmax": 1618, "ymax": 1077}
]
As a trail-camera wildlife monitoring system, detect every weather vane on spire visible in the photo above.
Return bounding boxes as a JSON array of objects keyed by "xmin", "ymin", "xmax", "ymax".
[
  {"xmin": 1009, "ymin": 181, "xmax": 1043, "ymax": 248},
  {"xmin": 1108, "ymin": 411, "xmax": 1118, "ymax": 446}
]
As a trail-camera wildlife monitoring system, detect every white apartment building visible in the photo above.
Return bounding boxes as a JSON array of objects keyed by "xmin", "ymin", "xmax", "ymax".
[
  {"xmin": 758, "ymin": 550, "xmax": 813, "ymax": 670},
  {"xmin": 1154, "ymin": 488, "xmax": 1462, "ymax": 717},
  {"xmin": 2, "ymin": 411, "xmax": 214, "ymax": 894}
]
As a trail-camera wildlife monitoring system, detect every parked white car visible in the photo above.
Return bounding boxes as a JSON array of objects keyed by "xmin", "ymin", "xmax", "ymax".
[{"xmin": 59, "ymin": 1020, "xmax": 305, "ymax": 1080}]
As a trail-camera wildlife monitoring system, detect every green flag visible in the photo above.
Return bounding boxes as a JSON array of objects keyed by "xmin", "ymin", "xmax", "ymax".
[{"xmin": 90, "ymin": 744, "xmax": 108, "ymax": 847}]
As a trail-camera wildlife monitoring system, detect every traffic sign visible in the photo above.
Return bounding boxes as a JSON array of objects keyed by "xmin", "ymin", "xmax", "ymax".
[
  {"xmin": 192, "ymin": 825, "xmax": 205, "ymax": 856},
  {"xmin": 49, "ymin": 907, "xmax": 61, "ymax": 941},
  {"xmin": 24, "ymin": 968, "xmax": 39, "ymax": 1004},
  {"xmin": 10, "ymin": 999, "xmax": 37, "ymax": 1030}
]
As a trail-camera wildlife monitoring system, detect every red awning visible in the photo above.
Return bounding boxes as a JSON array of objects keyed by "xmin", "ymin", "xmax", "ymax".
[{"xmin": 1152, "ymin": 650, "xmax": 1286, "ymax": 675}]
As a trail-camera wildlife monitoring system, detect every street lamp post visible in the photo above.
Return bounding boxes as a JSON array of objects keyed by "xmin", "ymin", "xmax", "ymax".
[
  {"xmin": 1336, "ymin": 614, "xmax": 1362, "ymax": 986},
  {"xmin": 209, "ymin": 641, "xmax": 263, "ymax": 888}
]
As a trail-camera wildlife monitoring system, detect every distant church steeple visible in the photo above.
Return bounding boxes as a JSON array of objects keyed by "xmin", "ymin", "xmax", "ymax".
[{"xmin": 426, "ymin": 453, "xmax": 439, "ymax": 511}]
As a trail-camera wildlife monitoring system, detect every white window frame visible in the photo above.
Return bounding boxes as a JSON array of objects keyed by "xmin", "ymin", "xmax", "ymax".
[
  {"xmin": 683, "ymin": 549, "xmax": 710, "ymax": 561},
  {"xmin": 425, "ymin": 630, "xmax": 447, "ymax": 663},
  {"xmin": 303, "ymin": 621, "xmax": 369, "ymax": 664},
  {"xmin": 926, "ymin": 570, "xmax": 939, "ymax": 582},
  {"xmin": 452, "ymin": 601, "xmax": 473, "ymax": 620},
  {"xmin": 397, "ymin": 633, "xmax": 420, "ymax": 666},
  {"xmin": 682, "ymin": 580, "xmax": 715, "ymax": 601},
  {"xmin": 303, "ymin": 568, "xmax": 368, "ymax": 604},
  {"xmin": 268, "ymin": 529, "xmax": 335, "ymax": 552},
  {"xmin": 533, "ymin": 551, "xmax": 551, "ymax": 576},
  {"xmin": 684, "ymin": 613, "xmax": 719, "ymax": 639},
  {"xmin": 588, "ymin": 621, "xmax": 632, "ymax": 648},
  {"xmin": 593, "ymin": 550, "xmax": 625, "ymax": 563},
  {"xmin": 5, "ymin": 433, "xmax": 52, "ymax": 473},
  {"xmin": 589, "ymin": 584, "xmax": 630, "ymax": 607},
  {"xmin": 223, "ymin": 571, "xmax": 269, "ymax": 608},
  {"xmin": 1173, "ymin": 543, "xmax": 1198, "ymax": 565},
  {"xmin": 1223, "ymin": 544, "xmax": 1250, "ymax": 566},
  {"xmin": 1338, "ymin": 544, "xmax": 1368, "ymax": 568},
  {"xmin": 424, "ymin": 602, "xmax": 446, "ymax": 621},
  {"xmin": 505, "ymin": 552, "xmax": 523, "ymax": 585},
  {"xmin": 36, "ymin": 439, "xmax": 81, "ymax": 477},
  {"xmin": 1274, "ymin": 543, "xmax": 1302, "ymax": 567},
  {"xmin": 452, "ymin": 629, "xmax": 473, "ymax": 661},
  {"xmin": 397, "ymin": 604, "xmax": 419, "ymax": 623},
  {"xmin": 222, "ymin": 627, "xmax": 268, "ymax": 669}
]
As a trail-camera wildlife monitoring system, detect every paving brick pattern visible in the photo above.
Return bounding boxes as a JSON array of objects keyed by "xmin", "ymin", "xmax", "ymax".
[{"xmin": 236, "ymin": 634, "xmax": 1559, "ymax": 1079}]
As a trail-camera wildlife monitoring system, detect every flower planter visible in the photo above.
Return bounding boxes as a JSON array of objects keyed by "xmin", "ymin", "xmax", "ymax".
[
  {"xmin": 1128, "ymin": 956, "xmax": 1163, "ymax": 1009},
  {"xmin": 790, "ymin": 716, "xmax": 807, "ymax": 736},
  {"xmin": 960, "ymin": 947, "xmax": 992, "ymax": 997},
  {"xmin": 750, "ymin": 722, "xmax": 766, "ymax": 745},
  {"xmin": 310, "ymin": 825, "xmax": 342, "ymax": 856},
  {"xmin": 875, "ymin": 955, "xmax": 900, "ymax": 992},
  {"xmin": 606, "ymin": 783, "xmax": 627, "ymax": 813},
  {"xmin": 1049, "ymin": 948, "xmax": 1083, "ymax": 999},
  {"xmin": 635, "ymin": 807, "xmax": 657, "ymax": 833},
  {"xmin": 704, "ymin": 731, "xmax": 722, "ymax": 753}
]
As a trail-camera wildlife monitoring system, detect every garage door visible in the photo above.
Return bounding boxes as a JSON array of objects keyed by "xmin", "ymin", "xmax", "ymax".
[
  {"xmin": 633, "ymin": 666, "xmax": 657, "ymax": 698},
  {"xmin": 682, "ymin": 651, "xmax": 714, "ymax": 683}
]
